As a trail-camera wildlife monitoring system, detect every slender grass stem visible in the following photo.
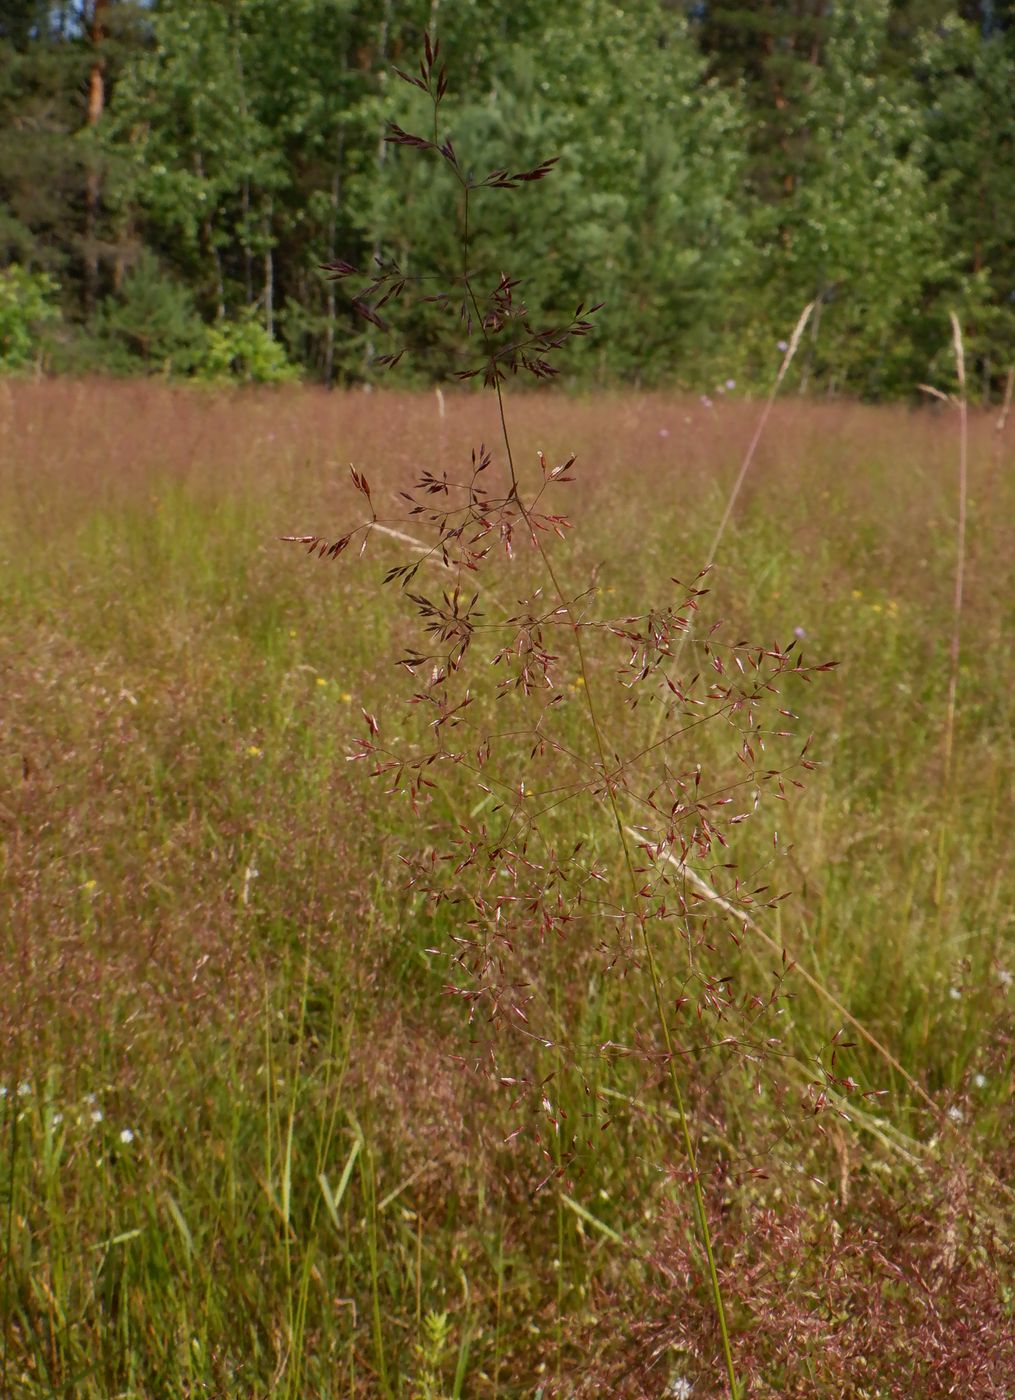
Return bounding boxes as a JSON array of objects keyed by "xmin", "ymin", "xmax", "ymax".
[
  {"xmin": 641, "ymin": 299, "xmax": 814, "ymax": 763},
  {"xmin": 451, "ymin": 106, "xmax": 741, "ymax": 1395},
  {"xmin": 2, "ymin": 1088, "xmax": 18, "ymax": 1397},
  {"xmin": 936, "ymin": 313, "xmax": 968, "ymax": 910}
]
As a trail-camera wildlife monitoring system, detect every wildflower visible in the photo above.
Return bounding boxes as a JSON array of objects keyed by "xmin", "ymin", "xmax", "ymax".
[
  {"xmin": 999, "ymin": 968, "xmax": 1012, "ymax": 991},
  {"xmin": 289, "ymin": 629, "xmax": 297, "ymax": 638},
  {"xmin": 725, "ymin": 378, "xmax": 736, "ymax": 390},
  {"xmin": 777, "ymin": 339, "xmax": 788, "ymax": 352},
  {"xmin": 52, "ymin": 1112, "xmax": 63, "ymax": 1126},
  {"xmin": 82, "ymin": 879, "xmax": 97, "ymax": 894},
  {"xmin": 91, "ymin": 1109, "xmax": 104, "ymax": 1124},
  {"xmin": 18, "ymin": 1081, "xmax": 31, "ymax": 1097},
  {"xmin": 242, "ymin": 863, "xmax": 260, "ymax": 906},
  {"xmin": 659, "ymin": 426, "xmax": 670, "ymax": 438},
  {"xmin": 316, "ymin": 677, "xmax": 328, "ymax": 687},
  {"xmin": 851, "ymin": 589, "xmax": 863, "ymax": 600},
  {"xmin": 119, "ymin": 1128, "xmax": 135, "ymax": 1145},
  {"xmin": 247, "ymin": 745, "xmax": 263, "ymax": 757},
  {"xmin": 948, "ymin": 986, "xmax": 962, "ymax": 1000},
  {"xmin": 575, "ymin": 676, "xmax": 585, "ymax": 687},
  {"xmin": 700, "ymin": 395, "xmax": 713, "ymax": 408},
  {"xmin": 794, "ymin": 626, "xmax": 806, "ymax": 639},
  {"xmin": 341, "ymin": 692, "xmax": 353, "ymax": 703},
  {"xmin": 946, "ymin": 1105, "xmax": 964, "ymax": 1125},
  {"xmin": 665, "ymin": 1378, "xmax": 694, "ymax": 1399},
  {"xmin": 973, "ymin": 1073, "xmax": 987, "ymax": 1089}
]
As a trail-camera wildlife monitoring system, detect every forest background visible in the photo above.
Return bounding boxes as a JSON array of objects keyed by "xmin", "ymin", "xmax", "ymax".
[{"xmin": 2, "ymin": 0, "xmax": 1014, "ymax": 400}]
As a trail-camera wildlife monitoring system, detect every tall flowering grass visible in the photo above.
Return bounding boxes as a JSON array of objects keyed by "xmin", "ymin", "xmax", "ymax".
[{"xmin": 284, "ymin": 37, "xmax": 856, "ymax": 1394}]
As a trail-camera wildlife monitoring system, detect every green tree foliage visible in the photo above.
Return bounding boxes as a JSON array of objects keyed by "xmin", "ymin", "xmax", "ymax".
[
  {"xmin": 0, "ymin": 0, "xmax": 1012, "ymax": 394},
  {"xmin": 0, "ymin": 265, "xmax": 60, "ymax": 370},
  {"xmin": 106, "ymin": 0, "xmax": 287, "ymax": 319},
  {"xmin": 199, "ymin": 308, "xmax": 299, "ymax": 383},
  {"xmin": 371, "ymin": 1, "xmax": 752, "ymax": 384},
  {"xmin": 88, "ymin": 249, "xmax": 206, "ymax": 375},
  {"xmin": 0, "ymin": 3, "xmax": 91, "ymax": 274},
  {"xmin": 916, "ymin": 14, "xmax": 1015, "ymax": 392},
  {"xmin": 760, "ymin": 0, "xmax": 948, "ymax": 395}
]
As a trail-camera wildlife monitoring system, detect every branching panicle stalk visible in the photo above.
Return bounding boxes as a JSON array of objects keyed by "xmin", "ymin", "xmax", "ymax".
[{"xmin": 295, "ymin": 38, "xmax": 854, "ymax": 1397}]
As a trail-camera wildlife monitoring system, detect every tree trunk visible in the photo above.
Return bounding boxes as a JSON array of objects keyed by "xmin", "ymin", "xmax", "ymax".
[
  {"xmin": 263, "ymin": 207, "xmax": 274, "ymax": 339},
  {"xmin": 366, "ymin": 0, "xmax": 393, "ymax": 374},
  {"xmin": 84, "ymin": 0, "xmax": 109, "ymax": 315},
  {"xmin": 324, "ymin": 100, "xmax": 347, "ymax": 386}
]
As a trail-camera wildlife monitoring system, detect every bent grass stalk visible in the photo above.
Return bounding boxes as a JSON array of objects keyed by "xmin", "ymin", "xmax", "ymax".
[{"xmin": 625, "ymin": 821, "xmax": 1015, "ymax": 1183}]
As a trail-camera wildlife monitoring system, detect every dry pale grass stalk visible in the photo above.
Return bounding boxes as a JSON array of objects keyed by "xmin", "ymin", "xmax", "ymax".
[
  {"xmin": 919, "ymin": 316, "xmax": 972, "ymax": 911},
  {"xmin": 942, "ymin": 310, "xmax": 968, "ymax": 799},
  {"xmin": 625, "ymin": 821, "xmax": 1015, "ymax": 1209},
  {"xmin": 703, "ymin": 299, "xmax": 814, "ymax": 571},
  {"xmin": 642, "ymin": 301, "xmax": 814, "ymax": 760}
]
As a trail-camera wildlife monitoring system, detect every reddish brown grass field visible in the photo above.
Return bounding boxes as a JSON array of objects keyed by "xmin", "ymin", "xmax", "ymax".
[{"xmin": 1, "ymin": 380, "xmax": 1012, "ymax": 1397}]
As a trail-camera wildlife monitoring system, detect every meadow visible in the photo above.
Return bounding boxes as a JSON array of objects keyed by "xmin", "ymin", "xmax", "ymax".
[{"xmin": 1, "ymin": 378, "xmax": 1013, "ymax": 1397}]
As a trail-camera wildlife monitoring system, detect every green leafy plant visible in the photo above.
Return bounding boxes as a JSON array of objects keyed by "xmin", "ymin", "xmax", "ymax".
[
  {"xmin": 408, "ymin": 1309, "xmax": 452, "ymax": 1400},
  {"xmin": 0, "ymin": 265, "xmax": 60, "ymax": 372},
  {"xmin": 199, "ymin": 307, "xmax": 298, "ymax": 384},
  {"xmin": 92, "ymin": 251, "xmax": 206, "ymax": 375}
]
